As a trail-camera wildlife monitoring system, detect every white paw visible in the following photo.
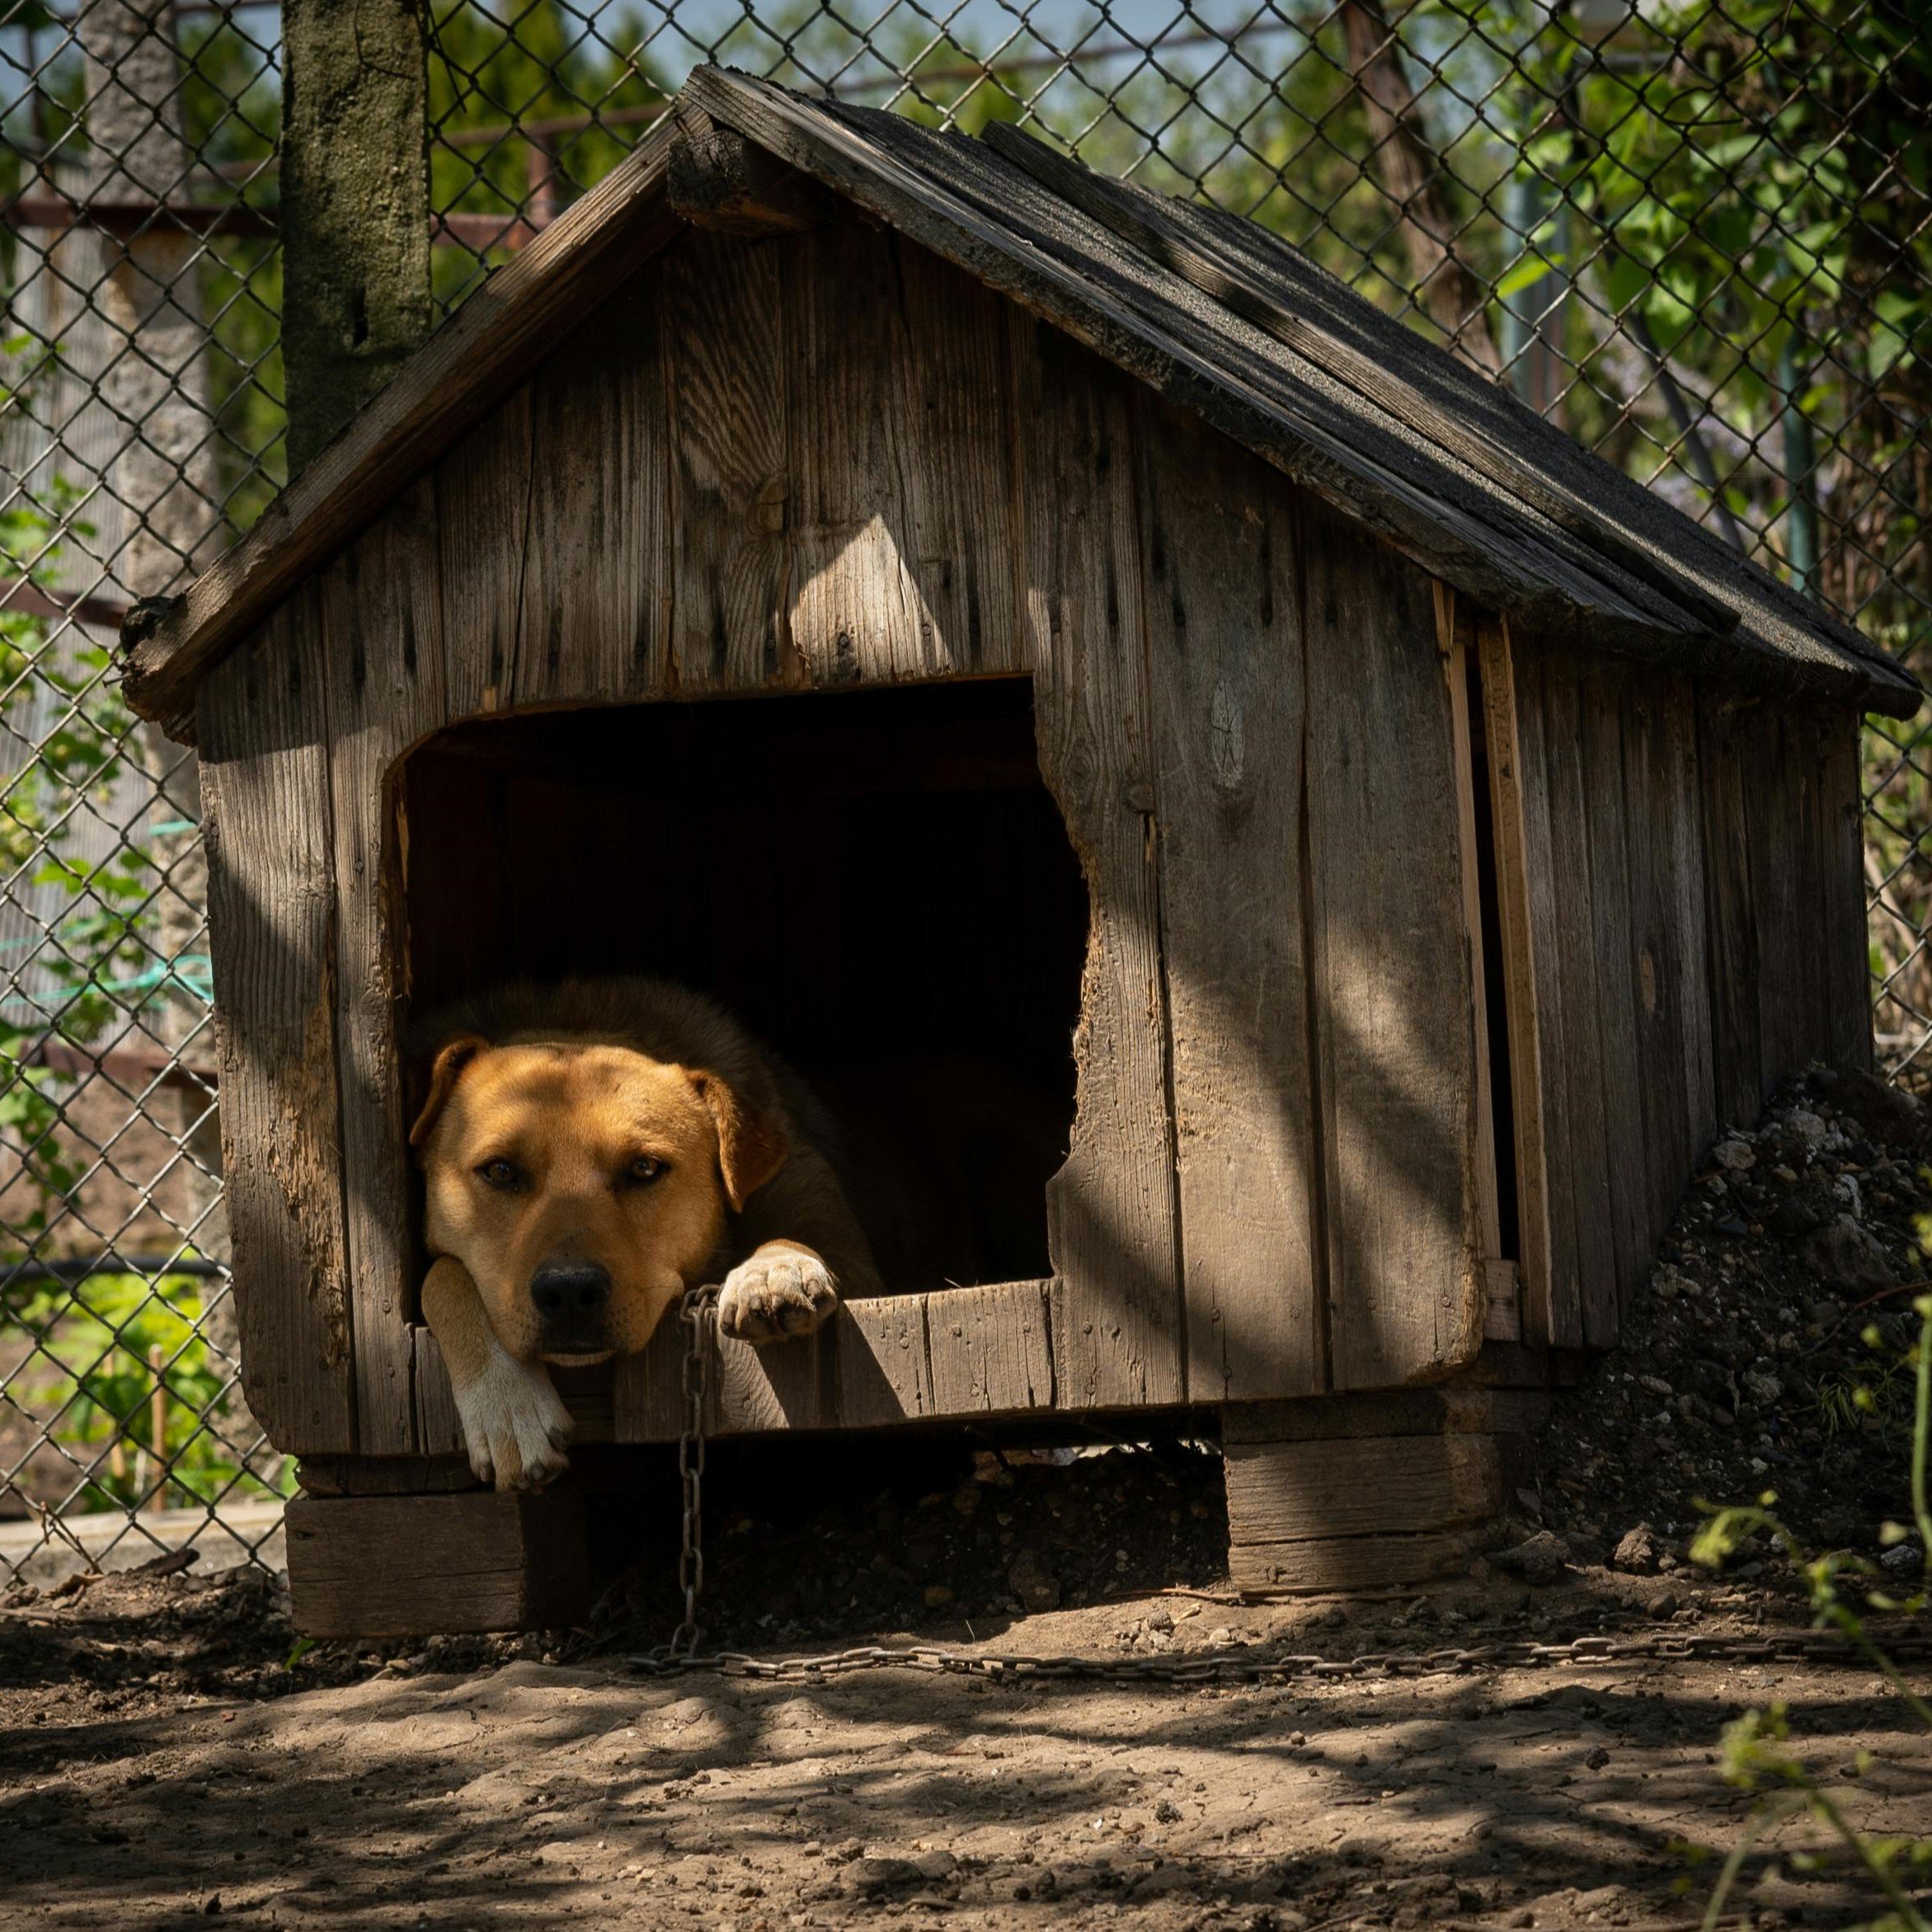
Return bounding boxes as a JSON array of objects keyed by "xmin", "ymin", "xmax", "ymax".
[
  {"xmin": 717, "ymin": 1245, "xmax": 839, "ymax": 1343},
  {"xmin": 453, "ymin": 1353, "xmax": 573, "ymax": 1492}
]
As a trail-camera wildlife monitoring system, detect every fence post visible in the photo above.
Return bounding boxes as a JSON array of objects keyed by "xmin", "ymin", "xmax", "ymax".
[{"xmin": 281, "ymin": 0, "xmax": 435, "ymax": 475}]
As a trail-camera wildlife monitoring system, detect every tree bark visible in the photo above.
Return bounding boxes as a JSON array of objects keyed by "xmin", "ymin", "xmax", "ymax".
[{"xmin": 1340, "ymin": 0, "xmax": 1502, "ymax": 374}]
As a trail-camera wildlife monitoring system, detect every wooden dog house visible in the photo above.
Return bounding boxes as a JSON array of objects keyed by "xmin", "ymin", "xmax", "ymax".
[{"xmin": 122, "ymin": 69, "xmax": 1917, "ymax": 1634}]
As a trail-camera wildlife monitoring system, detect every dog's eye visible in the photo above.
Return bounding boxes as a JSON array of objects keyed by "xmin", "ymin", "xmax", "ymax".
[
  {"xmin": 475, "ymin": 1159, "xmax": 521, "ymax": 1191},
  {"xmin": 626, "ymin": 1154, "xmax": 665, "ymax": 1186}
]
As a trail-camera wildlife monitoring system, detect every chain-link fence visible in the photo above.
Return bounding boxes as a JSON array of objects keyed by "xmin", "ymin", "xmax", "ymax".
[{"xmin": 2, "ymin": 0, "xmax": 1926, "ymax": 1582}]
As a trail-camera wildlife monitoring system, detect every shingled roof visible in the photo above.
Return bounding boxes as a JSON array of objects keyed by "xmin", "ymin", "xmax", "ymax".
[{"xmin": 120, "ymin": 65, "xmax": 1919, "ymax": 726}]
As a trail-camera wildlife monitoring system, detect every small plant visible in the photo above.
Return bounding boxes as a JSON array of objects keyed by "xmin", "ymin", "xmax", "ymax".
[{"xmin": 1689, "ymin": 1293, "xmax": 1932, "ymax": 1930}]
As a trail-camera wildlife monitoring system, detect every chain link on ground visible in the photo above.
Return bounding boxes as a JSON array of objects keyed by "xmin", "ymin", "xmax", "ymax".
[{"xmin": 620, "ymin": 1625, "xmax": 1932, "ymax": 1687}]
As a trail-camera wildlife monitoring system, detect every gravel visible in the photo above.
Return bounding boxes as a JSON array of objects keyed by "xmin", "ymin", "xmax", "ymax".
[{"xmin": 1529, "ymin": 1065, "xmax": 1930, "ymax": 1582}]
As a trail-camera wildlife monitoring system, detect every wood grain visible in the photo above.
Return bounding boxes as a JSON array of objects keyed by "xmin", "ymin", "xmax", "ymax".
[
  {"xmin": 318, "ymin": 481, "xmax": 449, "ymax": 1455},
  {"xmin": 514, "ymin": 276, "xmax": 670, "ymax": 703},
  {"xmin": 1010, "ymin": 317, "xmax": 1183, "ymax": 1411},
  {"xmin": 1697, "ymin": 689, "xmax": 1765, "ymax": 1129},
  {"xmin": 197, "ymin": 590, "xmax": 356, "ymax": 1453},
  {"xmin": 1535, "ymin": 653, "xmax": 1619, "ymax": 1347},
  {"xmin": 1502, "ymin": 629, "xmax": 1583, "ymax": 1347},
  {"xmin": 1574, "ymin": 657, "xmax": 1650, "ymax": 1326},
  {"xmin": 612, "ymin": 1284, "xmax": 1051, "ymax": 1439},
  {"xmin": 286, "ymin": 1492, "xmax": 591, "ymax": 1636},
  {"xmin": 665, "ymin": 228, "xmax": 794, "ymax": 693},
  {"xmin": 1301, "ymin": 496, "xmax": 1481, "ymax": 1387},
  {"xmin": 1134, "ymin": 391, "xmax": 1319, "ymax": 1403},
  {"xmin": 1475, "ymin": 617, "xmax": 1555, "ymax": 1346},
  {"xmin": 1818, "ymin": 709, "xmax": 1874, "ymax": 1071},
  {"xmin": 1224, "ymin": 1431, "xmax": 1510, "ymax": 1542}
]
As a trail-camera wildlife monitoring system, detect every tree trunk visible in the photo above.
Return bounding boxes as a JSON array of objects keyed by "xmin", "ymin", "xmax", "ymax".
[{"xmin": 1340, "ymin": 0, "xmax": 1502, "ymax": 375}]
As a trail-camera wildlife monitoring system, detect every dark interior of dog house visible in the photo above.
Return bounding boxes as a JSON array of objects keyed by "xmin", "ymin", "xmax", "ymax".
[{"xmin": 397, "ymin": 679, "xmax": 1090, "ymax": 1290}]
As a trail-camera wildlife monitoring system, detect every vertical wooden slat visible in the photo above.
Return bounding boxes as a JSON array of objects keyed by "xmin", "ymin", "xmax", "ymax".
[
  {"xmin": 1434, "ymin": 586, "xmax": 1500, "ymax": 1267},
  {"xmin": 1474, "ymin": 618, "xmax": 1553, "ymax": 1339},
  {"xmin": 432, "ymin": 386, "xmax": 533, "ymax": 722},
  {"xmin": 1302, "ymin": 497, "xmax": 1481, "ymax": 1388},
  {"xmin": 514, "ymin": 272, "xmax": 670, "ymax": 703},
  {"xmin": 1697, "ymin": 689, "xmax": 1764, "ymax": 1128},
  {"xmin": 1011, "ymin": 317, "xmax": 1182, "ymax": 1410},
  {"xmin": 1662, "ymin": 677, "xmax": 1717, "ymax": 1168},
  {"xmin": 1482, "ymin": 621, "xmax": 1573, "ymax": 1348},
  {"xmin": 666, "ymin": 228, "xmax": 793, "ymax": 693},
  {"xmin": 1818, "ymin": 709, "xmax": 1874, "ymax": 1072},
  {"xmin": 1746, "ymin": 701, "xmax": 1808, "ymax": 1096},
  {"xmin": 1135, "ymin": 391, "xmax": 1319, "ymax": 1403},
  {"xmin": 1574, "ymin": 658, "xmax": 1650, "ymax": 1325},
  {"xmin": 319, "ymin": 479, "xmax": 450, "ymax": 1455},
  {"xmin": 197, "ymin": 588, "xmax": 356, "ymax": 1453},
  {"xmin": 1536, "ymin": 654, "xmax": 1619, "ymax": 1346}
]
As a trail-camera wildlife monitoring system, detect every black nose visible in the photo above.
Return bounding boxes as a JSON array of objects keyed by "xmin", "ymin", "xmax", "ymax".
[{"xmin": 529, "ymin": 1262, "xmax": 611, "ymax": 1323}]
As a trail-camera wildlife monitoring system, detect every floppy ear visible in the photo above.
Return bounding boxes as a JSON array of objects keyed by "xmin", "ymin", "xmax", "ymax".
[
  {"xmin": 689, "ymin": 1070, "xmax": 788, "ymax": 1210},
  {"xmin": 408, "ymin": 1035, "xmax": 488, "ymax": 1151}
]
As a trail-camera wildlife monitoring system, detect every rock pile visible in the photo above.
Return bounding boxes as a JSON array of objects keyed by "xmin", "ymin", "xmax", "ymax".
[{"xmin": 1531, "ymin": 1067, "xmax": 1929, "ymax": 1572}]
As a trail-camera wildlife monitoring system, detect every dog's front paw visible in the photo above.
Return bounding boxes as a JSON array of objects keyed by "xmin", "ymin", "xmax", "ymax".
[
  {"xmin": 717, "ymin": 1243, "xmax": 839, "ymax": 1343},
  {"xmin": 453, "ymin": 1354, "xmax": 573, "ymax": 1492}
]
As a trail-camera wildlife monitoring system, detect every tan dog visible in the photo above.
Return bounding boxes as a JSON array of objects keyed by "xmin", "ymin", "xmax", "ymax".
[{"xmin": 409, "ymin": 980, "xmax": 883, "ymax": 1490}]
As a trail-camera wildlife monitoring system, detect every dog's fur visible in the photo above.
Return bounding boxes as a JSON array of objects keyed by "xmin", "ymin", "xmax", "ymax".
[{"xmin": 409, "ymin": 978, "xmax": 887, "ymax": 1489}]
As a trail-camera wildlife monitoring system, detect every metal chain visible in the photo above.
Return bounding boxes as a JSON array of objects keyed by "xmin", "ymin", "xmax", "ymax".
[
  {"xmin": 640, "ymin": 1293, "xmax": 1932, "ymax": 1688},
  {"xmin": 627, "ymin": 1625, "xmax": 1932, "ymax": 1690},
  {"xmin": 658, "ymin": 1281, "xmax": 719, "ymax": 1662}
]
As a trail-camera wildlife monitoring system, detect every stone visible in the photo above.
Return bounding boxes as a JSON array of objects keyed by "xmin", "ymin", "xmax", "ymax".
[
  {"xmin": 1879, "ymin": 1544, "xmax": 1924, "ymax": 1577},
  {"xmin": 1006, "ymin": 1549, "xmax": 1061, "ymax": 1613},
  {"xmin": 1611, "ymin": 1525, "xmax": 1658, "ymax": 1574},
  {"xmin": 1492, "ymin": 1531, "xmax": 1570, "ymax": 1586},
  {"xmin": 1584, "ymin": 1746, "xmax": 1610, "ymax": 1770},
  {"xmin": 1713, "ymin": 1136, "xmax": 1756, "ymax": 1173},
  {"xmin": 912, "ymin": 1850, "xmax": 959, "ymax": 1882},
  {"xmin": 853, "ymin": 1857, "xmax": 924, "ymax": 1894},
  {"xmin": 1799, "ymin": 1215, "xmax": 1897, "ymax": 1295}
]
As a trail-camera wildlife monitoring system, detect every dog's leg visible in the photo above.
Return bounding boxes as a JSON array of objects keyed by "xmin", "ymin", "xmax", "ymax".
[
  {"xmin": 421, "ymin": 1257, "xmax": 573, "ymax": 1490},
  {"xmin": 717, "ymin": 1147, "xmax": 883, "ymax": 1343}
]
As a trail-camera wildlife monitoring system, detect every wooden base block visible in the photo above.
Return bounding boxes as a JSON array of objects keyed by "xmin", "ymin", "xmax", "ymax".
[
  {"xmin": 1221, "ymin": 1417, "xmax": 1533, "ymax": 1599},
  {"xmin": 285, "ymin": 1491, "xmax": 592, "ymax": 1638}
]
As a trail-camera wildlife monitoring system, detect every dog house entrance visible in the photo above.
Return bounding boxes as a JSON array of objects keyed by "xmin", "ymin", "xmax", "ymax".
[{"xmin": 398, "ymin": 679, "xmax": 1089, "ymax": 1295}]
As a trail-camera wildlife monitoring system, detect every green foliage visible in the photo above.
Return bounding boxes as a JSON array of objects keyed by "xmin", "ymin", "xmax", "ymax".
[
  {"xmin": 1689, "ymin": 1295, "xmax": 1932, "ymax": 1929},
  {"xmin": 5, "ymin": 1268, "xmax": 292, "ymax": 1511}
]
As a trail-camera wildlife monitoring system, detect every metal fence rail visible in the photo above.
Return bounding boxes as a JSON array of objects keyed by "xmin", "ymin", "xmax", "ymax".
[{"xmin": 1, "ymin": 0, "xmax": 1926, "ymax": 1579}]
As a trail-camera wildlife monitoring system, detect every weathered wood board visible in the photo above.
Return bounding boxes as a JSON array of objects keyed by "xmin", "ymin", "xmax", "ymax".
[
  {"xmin": 1135, "ymin": 390, "xmax": 1318, "ymax": 1403},
  {"xmin": 1302, "ymin": 500, "xmax": 1482, "ymax": 1388},
  {"xmin": 285, "ymin": 1492, "xmax": 591, "ymax": 1635},
  {"xmin": 198, "ymin": 588, "xmax": 355, "ymax": 1455}
]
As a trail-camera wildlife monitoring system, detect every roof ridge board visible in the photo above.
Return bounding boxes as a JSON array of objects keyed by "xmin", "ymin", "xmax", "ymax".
[
  {"xmin": 1174, "ymin": 194, "xmax": 1906, "ymax": 691},
  {"xmin": 978, "ymin": 122, "xmax": 1741, "ymax": 643},
  {"xmin": 805, "ymin": 88, "xmax": 1716, "ymax": 642}
]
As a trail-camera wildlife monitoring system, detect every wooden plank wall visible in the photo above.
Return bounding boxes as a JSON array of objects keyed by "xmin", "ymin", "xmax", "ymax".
[{"xmin": 1502, "ymin": 628, "xmax": 1864, "ymax": 1351}]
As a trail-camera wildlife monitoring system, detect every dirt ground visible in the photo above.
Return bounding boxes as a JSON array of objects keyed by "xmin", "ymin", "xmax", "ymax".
[{"xmin": 5, "ymin": 1530, "xmax": 1930, "ymax": 1931}]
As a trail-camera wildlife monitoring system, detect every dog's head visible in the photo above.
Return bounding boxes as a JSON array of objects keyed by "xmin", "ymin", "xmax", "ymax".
[{"xmin": 410, "ymin": 1036, "xmax": 788, "ymax": 1364}]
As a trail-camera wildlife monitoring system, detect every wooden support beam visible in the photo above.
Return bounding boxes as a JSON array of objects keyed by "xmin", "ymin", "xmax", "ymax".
[
  {"xmin": 669, "ymin": 102, "xmax": 822, "ymax": 237},
  {"xmin": 1220, "ymin": 1387, "xmax": 1542, "ymax": 1597},
  {"xmin": 285, "ymin": 1492, "xmax": 592, "ymax": 1637}
]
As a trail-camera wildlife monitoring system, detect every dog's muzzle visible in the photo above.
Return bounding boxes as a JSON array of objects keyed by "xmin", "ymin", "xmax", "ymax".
[{"xmin": 529, "ymin": 1260, "xmax": 613, "ymax": 1357}]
